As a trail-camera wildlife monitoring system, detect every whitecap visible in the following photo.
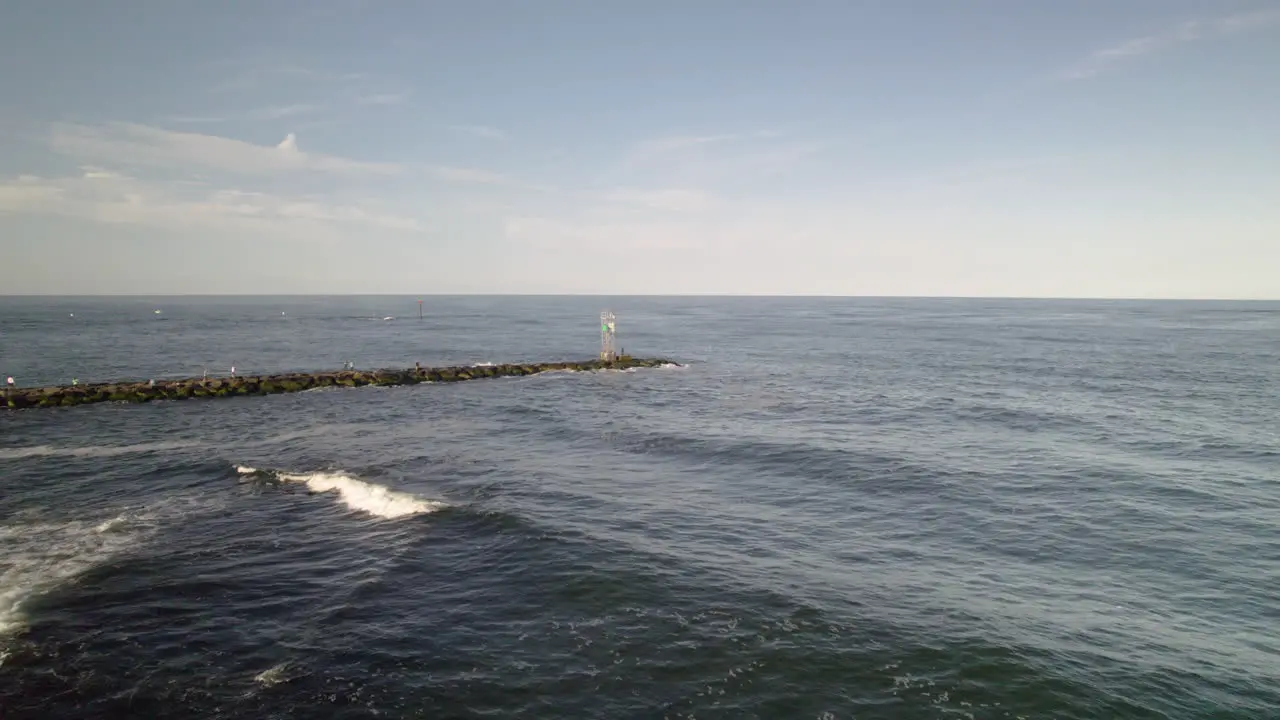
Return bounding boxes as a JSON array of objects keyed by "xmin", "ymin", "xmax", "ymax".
[
  {"xmin": 240, "ymin": 465, "xmax": 445, "ymax": 519},
  {"xmin": 254, "ymin": 660, "xmax": 307, "ymax": 687}
]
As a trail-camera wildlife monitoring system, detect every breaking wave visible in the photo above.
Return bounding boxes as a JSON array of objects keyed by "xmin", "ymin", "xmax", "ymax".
[
  {"xmin": 235, "ymin": 465, "xmax": 445, "ymax": 519},
  {"xmin": 254, "ymin": 660, "xmax": 309, "ymax": 688}
]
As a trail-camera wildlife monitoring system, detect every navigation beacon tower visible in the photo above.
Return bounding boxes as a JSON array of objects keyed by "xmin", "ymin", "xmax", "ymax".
[{"xmin": 600, "ymin": 310, "xmax": 617, "ymax": 362}]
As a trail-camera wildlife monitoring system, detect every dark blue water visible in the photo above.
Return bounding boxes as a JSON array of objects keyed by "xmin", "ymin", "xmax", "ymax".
[{"xmin": 1, "ymin": 296, "xmax": 1277, "ymax": 719}]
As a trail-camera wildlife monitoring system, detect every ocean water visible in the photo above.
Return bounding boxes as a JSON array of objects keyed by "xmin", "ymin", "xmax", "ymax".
[{"xmin": 0, "ymin": 295, "xmax": 1277, "ymax": 719}]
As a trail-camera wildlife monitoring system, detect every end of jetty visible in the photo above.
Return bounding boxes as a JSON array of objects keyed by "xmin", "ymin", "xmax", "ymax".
[{"xmin": 4, "ymin": 357, "xmax": 677, "ymax": 410}]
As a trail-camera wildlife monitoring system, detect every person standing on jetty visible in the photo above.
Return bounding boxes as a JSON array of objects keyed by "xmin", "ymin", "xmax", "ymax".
[{"xmin": 6, "ymin": 376, "xmax": 14, "ymax": 389}]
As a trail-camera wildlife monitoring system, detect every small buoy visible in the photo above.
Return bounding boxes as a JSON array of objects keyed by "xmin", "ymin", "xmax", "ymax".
[{"xmin": 69, "ymin": 313, "xmax": 74, "ymax": 318}]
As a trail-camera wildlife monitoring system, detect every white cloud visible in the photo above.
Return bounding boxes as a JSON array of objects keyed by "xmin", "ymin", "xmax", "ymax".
[
  {"xmin": 450, "ymin": 124, "xmax": 508, "ymax": 141},
  {"xmin": 430, "ymin": 165, "xmax": 509, "ymax": 184},
  {"xmin": 157, "ymin": 115, "xmax": 225, "ymax": 125},
  {"xmin": 358, "ymin": 91, "xmax": 411, "ymax": 106},
  {"xmin": 0, "ymin": 176, "xmax": 63, "ymax": 212},
  {"xmin": 0, "ymin": 172, "xmax": 423, "ymax": 238},
  {"xmin": 624, "ymin": 131, "xmax": 786, "ymax": 166},
  {"xmin": 210, "ymin": 62, "xmax": 366, "ymax": 94},
  {"xmin": 250, "ymin": 104, "xmax": 321, "ymax": 120},
  {"xmin": 504, "ymin": 215, "xmax": 711, "ymax": 252},
  {"xmin": 628, "ymin": 134, "xmax": 741, "ymax": 163},
  {"xmin": 80, "ymin": 166, "xmax": 125, "ymax": 180},
  {"xmin": 1063, "ymin": 8, "xmax": 1280, "ymax": 80},
  {"xmin": 621, "ymin": 131, "xmax": 826, "ymax": 189},
  {"xmin": 489, "ymin": 131, "xmax": 844, "ymax": 256},
  {"xmin": 50, "ymin": 122, "xmax": 401, "ymax": 177},
  {"xmin": 604, "ymin": 187, "xmax": 716, "ymax": 213}
]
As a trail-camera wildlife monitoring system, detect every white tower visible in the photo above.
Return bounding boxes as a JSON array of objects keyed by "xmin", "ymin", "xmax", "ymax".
[{"xmin": 600, "ymin": 310, "xmax": 617, "ymax": 362}]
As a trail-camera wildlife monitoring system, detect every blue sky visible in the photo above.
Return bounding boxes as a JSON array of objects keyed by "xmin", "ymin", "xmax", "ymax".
[{"xmin": 1, "ymin": 1, "xmax": 1277, "ymax": 297}]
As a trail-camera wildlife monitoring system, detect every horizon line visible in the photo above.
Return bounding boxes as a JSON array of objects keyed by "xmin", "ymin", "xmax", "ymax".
[{"xmin": 1, "ymin": 293, "xmax": 1277, "ymax": 302}]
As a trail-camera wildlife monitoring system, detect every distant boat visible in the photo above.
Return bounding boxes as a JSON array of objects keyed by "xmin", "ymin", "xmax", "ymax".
[
  {"xmin": 154, "ymin": 309, "xmax": 162, "ymax": 315},
  {"xmin": 383, "ymin": 316, "xmax": 394, "ymax": 321}
]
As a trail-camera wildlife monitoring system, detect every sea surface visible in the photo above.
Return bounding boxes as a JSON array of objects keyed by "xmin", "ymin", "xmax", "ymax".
[{"xmin": 1, "ymin": 295, "xmax": 1277, "ymax": 719}]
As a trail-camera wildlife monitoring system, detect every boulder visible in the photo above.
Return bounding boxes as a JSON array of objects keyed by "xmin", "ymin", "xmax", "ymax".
[{"xmin": 3, "ymin": 357, "xmax": 680, "ymax": 410}]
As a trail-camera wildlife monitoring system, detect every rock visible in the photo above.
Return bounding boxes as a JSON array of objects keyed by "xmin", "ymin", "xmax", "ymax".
[{"xmin": 2, "ymin": 356, "xmax": 680, "ymax": 411}]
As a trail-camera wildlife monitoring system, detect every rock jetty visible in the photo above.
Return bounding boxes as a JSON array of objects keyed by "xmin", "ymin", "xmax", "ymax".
[{"xmin": 3, "ymin": 357, "xmax": 676, "ymax": 410}]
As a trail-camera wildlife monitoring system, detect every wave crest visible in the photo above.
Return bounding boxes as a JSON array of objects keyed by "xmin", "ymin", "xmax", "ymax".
[{"xmin": 236, "ymin": 465, "xmax": 445, "ymax": 519}]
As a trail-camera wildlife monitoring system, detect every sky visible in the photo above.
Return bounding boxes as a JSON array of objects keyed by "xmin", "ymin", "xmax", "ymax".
[{"xmin": 1, "ymin": 1, "xmax": 1278, "ymax": 298}]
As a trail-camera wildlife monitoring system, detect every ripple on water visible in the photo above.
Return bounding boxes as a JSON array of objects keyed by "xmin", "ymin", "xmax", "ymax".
[{"xmin": 1, "ymin": 297, "xmax": 1277, "ymax": 719}]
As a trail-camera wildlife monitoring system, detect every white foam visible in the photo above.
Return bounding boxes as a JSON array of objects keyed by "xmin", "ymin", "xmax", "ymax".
[
  {"xmin": 0, "ymin": 513, "xmax": 145, "ymax": 634},
  {"xmin": 472, "ymin": 361, "xmax": 496, "ymax": 367},
  {"xmin": 0, "ymin": 440, "xmax": 201, "ymax": 461},
  {"xmin": 254, "ymin": 660, "xmax": 305, "ymax": 687},
  {"xmin": 0, "ymin": 494, "xmax": 221, "ymax": 636},
  {"xmin": 93, "ymin": 516, "xmax": 127, "ymax": 533},
  {"xmin": 0, "ymin": 445, "xmax": 58, "ymax": 460},
  {"xmin": 269, "ymin": 469, "xmax": 444, "ymax": 519}
]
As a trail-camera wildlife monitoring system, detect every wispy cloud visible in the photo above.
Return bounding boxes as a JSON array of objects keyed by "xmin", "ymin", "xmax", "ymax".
[
  {"xmin": 489, "ymin": 131, "xmax": 839, "ymax": 257},
  {"xmin": 1063, "ymin": 8, "xmax": 1280, "ymax": 80},
  {"xmin": 621, "ymin": 130, "xmax": 828, "ymax": 190},
  {"xmin": 357, "ymin": 91, "xmax": 411, "ymax": 106},
  {"xmin": 157, "ymin": 115, "xmax": 225, "ymax": 125},
  {"xmin": 0, "ymin": 175, "xmax": 64, "ymax": 213},
  {"xmin": 80, "ymin": 166, "xmax": 125, "ymax": 180},
  {"xmin": 0, "ymin": 171, "xmax": 423, "ymax": 237},
  {"xmin": 50, "ymin": 123, "xmax": 402, "ymax": 177},
  {"xmin": 430, "ymin": 165, "xmax": 509, "ymax": 184},
  {"xmin": 604, "ymin": 187, "xmax": 716, "ymax": 213},
  {"xmin": 504, "ymin": 215, "xmax": 709, "ymax": 252},
  {"xmin": 450, "ymin": 124, "xmax": 508, "ymax": 141},
  {"xmin": 210, "ymin": 62, "xmax": 365, "ymax": 94},
  {"xmin": 250, "ymin": 104, "xmax": 322, "ymax": 120},
  {"xmin": 626, "ymin": 132, "xmax": 772, "ymax": 167}
]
